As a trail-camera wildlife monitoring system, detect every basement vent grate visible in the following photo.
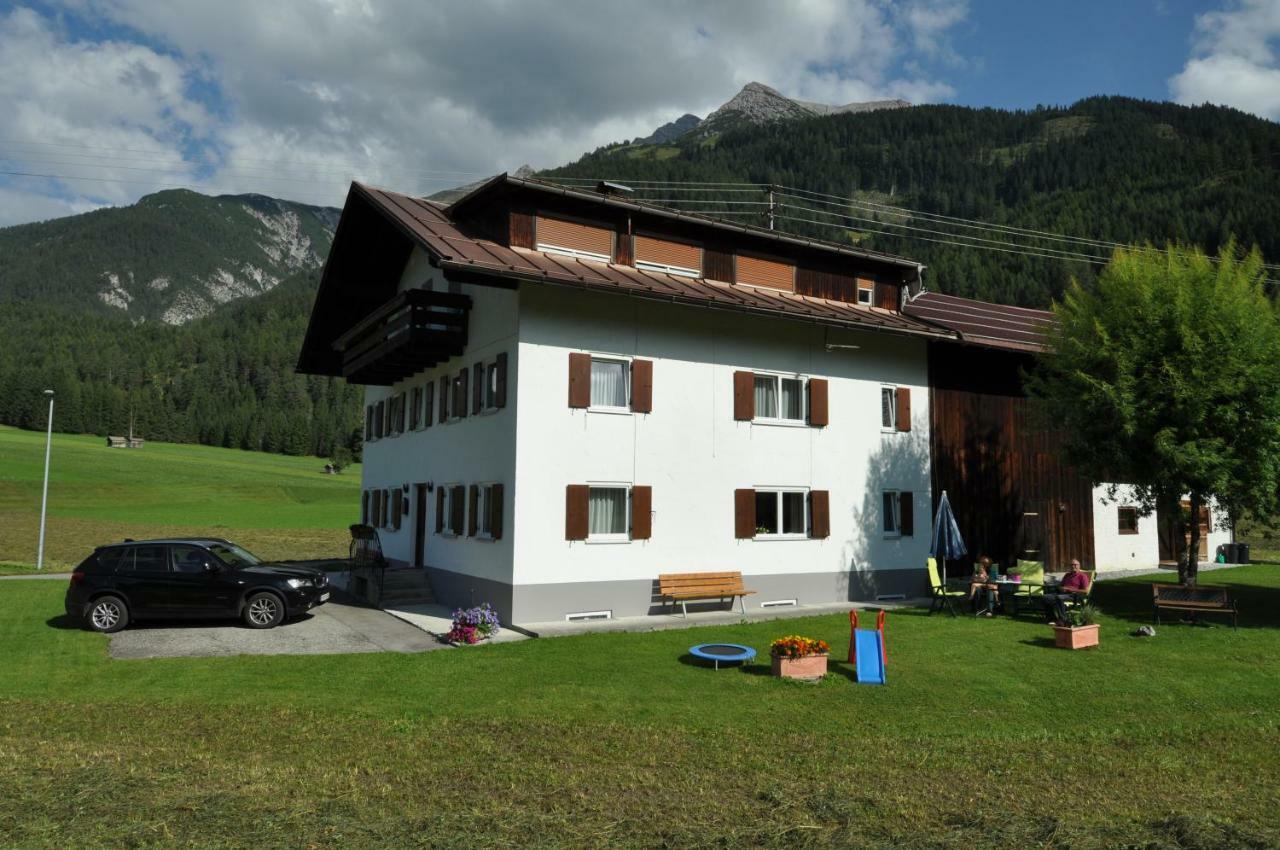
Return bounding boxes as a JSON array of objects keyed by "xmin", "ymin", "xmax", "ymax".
[
  {"xmin": 760, "ymin": 599, "xmax": 797, "ymax": 608},
  {"xmin": 566, "ymin": 610, "xmax": 612, "ymax": 622},
  {"xmin": 875, "ymin": 594, "xmax": 907, "ymax": 602}
]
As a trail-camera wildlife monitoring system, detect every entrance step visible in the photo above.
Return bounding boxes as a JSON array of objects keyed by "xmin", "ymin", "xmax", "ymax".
[{"xmin": 378, "ymin": 569, "xmax": 436, "ymax": 607}]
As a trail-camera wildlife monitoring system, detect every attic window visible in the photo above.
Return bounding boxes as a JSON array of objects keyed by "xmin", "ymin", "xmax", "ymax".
[
  {"xmin": 634, "ymin": 234, "xmax": 701, "ymax": 278},
  {"xmin": 535, "ymin": 215, "xmax": 613, "ymax": 262},
  {"xmin": 737, "ymin": 254, "xmax": 794, "ymax": 291},
  {"xmin": 857, "ymin": 277, "xmax": 875, "ymax": 305}
]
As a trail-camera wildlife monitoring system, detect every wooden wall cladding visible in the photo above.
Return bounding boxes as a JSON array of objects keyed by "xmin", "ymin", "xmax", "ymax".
[
  {"xmin": 875, "ymin": 281, "xmax": 901, "ymax": 311},
  {"xmin": 703, "ymin": 248, "xmax": 735, "ymax": 283},
  {"xmin": 509, "ymin": 210, "xmax": 534, "ymax": 249},
  {"xmin": 928, "ymin": 342, "xmax": 1094, "ymax": 573},
  {"xmin": 796, "ymin": 267, "xmax": 859, "ymax": 302},
  {"xmin": 736, "ymin": 254, "xmax": 795, "ymax": 291}
]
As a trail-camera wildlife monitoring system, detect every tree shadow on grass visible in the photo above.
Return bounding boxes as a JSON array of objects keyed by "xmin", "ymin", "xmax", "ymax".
[{"xmin": 1093, "ymin": 577, "xmax": 1280, "ymax": 630}]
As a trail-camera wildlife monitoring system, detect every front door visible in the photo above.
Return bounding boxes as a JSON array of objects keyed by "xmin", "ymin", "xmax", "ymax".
[{"xmin": 413, "ymin": 484, "xmax": 429, "ymax": 568}]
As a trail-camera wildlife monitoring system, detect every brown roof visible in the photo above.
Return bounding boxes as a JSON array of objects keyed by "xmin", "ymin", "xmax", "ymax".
[
  {"xmin": 903, "ymin": 291, "xmax": 1054, "ymax": 352},
  {"xmin": 357, "ymin": 181, "xmax": 952, "ymax": 341}
]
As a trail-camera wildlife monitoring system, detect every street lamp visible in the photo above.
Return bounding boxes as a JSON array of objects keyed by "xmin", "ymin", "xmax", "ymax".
[{"xmin": 36, "ymin": 390, "xmax": 54, "ymax": 571}]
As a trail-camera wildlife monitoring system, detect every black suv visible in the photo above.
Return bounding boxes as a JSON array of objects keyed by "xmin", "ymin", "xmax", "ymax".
[{"xmin": 64, "ymin": 538, "xmax": 330, "ymax": 633}]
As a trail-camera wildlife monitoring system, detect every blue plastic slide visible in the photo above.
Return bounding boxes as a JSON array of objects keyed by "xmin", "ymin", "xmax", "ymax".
[{"xmin": 854, "ymin": 630, "xmax": 886, "ymax": 685}]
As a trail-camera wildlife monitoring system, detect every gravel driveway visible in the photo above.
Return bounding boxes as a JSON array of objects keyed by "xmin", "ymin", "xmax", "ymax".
[{"xmin": 108, "ymin": 592, "xmax": 445, "ymax": 659}]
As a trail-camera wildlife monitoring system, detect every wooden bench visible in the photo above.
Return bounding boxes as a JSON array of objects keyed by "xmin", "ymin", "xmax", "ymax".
[
  {"xmin": 1153, "ymin": 584, "xmax": 1237, "ymax": 630},
  {"xmin": 659, "ymin": 571, "xmax": 756, "ymax": 617}
]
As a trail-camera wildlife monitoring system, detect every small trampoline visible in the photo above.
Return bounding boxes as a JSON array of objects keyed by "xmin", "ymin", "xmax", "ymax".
[{"xmin": 689, "ymin": 643, "xmax": 756, "ymax": 670}]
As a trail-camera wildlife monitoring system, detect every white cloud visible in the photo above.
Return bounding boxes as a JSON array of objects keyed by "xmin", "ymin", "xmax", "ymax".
[
  {"xmin": 1169, "ymin": 0, "xmax": 1280, "ymax": 120},
  {"xmin": 0, "ymin": 1, "xmax": 969, "ymax": 225}
]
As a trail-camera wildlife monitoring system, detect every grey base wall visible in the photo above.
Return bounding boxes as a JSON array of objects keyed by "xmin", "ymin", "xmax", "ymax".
[
  {"xmin": 424, "ymin": 565, "xmax": 515, "ymax": 624},
  {"xmin": 510, "ymin": 568, "xmax": 927, "ymax": 624}
]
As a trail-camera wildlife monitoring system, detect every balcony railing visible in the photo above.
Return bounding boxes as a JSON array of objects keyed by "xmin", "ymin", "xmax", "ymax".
[{"xmin": 332, "ymin": 289, "xmax": 472, "ymax": 385}]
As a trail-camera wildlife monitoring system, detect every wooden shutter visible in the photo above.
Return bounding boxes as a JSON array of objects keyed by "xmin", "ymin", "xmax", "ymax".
[
  {"xmin": 424, "ymin": 380, "xmax": 434, "ymax": 428},
  {"xmin": 568, "ymin": 352, "xmax": 591, "ymax": 408},
  {"xmin": 704, "ymin": 248, "xmax": 734, "ymax": 282},
  {"xmin": 536, "ymin": 216, "xmax": 613, "ymax": 259},
  {"xmin": 509, "ymin": 210, "xmax": 534, "ymax": 249},
  {"xmin": 472, "ymin": 362, "xmax": 483, "ymax": 414},
  {"xmin": 735, "ymin": 488, "xmax": 757, "ymax": 539},
  {"xmin": 895, "ymin": 387, "xmax": 911, "ymax": 432},
  {"xmin": 467, "ymin": 485, "xmax": 479, "ymax": 537},
  {"xmin": 457, "ymin": 370, "xmax": 469, "ymax": 419},
  {"xmin": 736, "ymin": 255, "xmax": 794, "ymax": 290},
  {"xmin": 365, "ymin": 405, "xmax": 373, "ymax": 440},
  {"xmin": 565, "ymin": 484, "xmax": 589, "ymax": 540},
  {"xmin": 899, "ymin": 492, "xmax": 914, "ymax": 537},
  {"xmin": 614, "ymin": 229, "xmax": 634, "ymax": 266},
  {"xmin": 451, "ymin": 486, "xmax": 465, "ymax": 533},
  {"xmin": 631, "ymin": 485, "xmax": 652, "ymax": 540},
  {"xmin": 361, "ymin": 491, "xmax": 369, "ymax": 525},
  {"xmin": 809, "ymin": 490, "xmax": 830, "ymax": 539},
  {"xmin": 397, "ymin": 393, "xmax": 407, "ymax": 433},
  {"xmin": 634, "ymin": 235, "xmax": 701, "ymax": 273},
  {"xmin": 631, "ymin": 359, "xmax": 653, "ymax": 413},
  {"xmin": 808, "ymin": 378, "xmax": 829, "ymax": 427},
  {"xmin": 392, "ymin": 489, "xmax": 403, "ymax": 531},
  {"xmin": 495, "ymin": 352, "xmax": 508, "ymax": 408},
  {"xmin": 435, "ymin": 488, "xmax": 444, "ymax": 533},
  {"xmin": 438, "ymin": 376, "xmax": 449, "ymax": 423},
  {"xmin": 491, "ymin": 483, "xmax": 504, "ymax": 540},
  {"xmin": 733, "ymin": 371, "xmax": 755, "ymax": 421}
]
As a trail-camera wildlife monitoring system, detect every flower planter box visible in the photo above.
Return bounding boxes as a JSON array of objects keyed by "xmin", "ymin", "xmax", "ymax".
[
  {"xmin": 1053, "ymin": 623, "xmax": 1099, "ymax": 650},
  {"xmin": 770, "ymin": 653, "xmax": 828, "ymax": 680}
]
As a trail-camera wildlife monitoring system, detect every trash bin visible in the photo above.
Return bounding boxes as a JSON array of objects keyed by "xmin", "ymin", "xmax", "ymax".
[
  {"xmin": 1236, "ymin": 543, "xmax": 1250, "ymax": 564},
  {"xmin": 1216, "ymin": 543, "xmax": 1231, "ymax": 563}
]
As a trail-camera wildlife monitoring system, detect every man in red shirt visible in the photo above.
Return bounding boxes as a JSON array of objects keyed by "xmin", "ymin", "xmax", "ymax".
[{"xmin": 1045, "ymin": 559, "xmax": 1092, "ymax": 624}]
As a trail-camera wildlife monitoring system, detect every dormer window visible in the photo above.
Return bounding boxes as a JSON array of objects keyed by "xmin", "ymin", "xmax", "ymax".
[
  {"xmin": 633, "ymin": 234, "xmax": 702, "ymax": 278},
  {"xmin": 535, "ymin": 215, "xmax": 613, "ymax": 262}
]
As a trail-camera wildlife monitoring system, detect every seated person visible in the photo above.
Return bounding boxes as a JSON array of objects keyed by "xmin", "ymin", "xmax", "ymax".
[
  {"xmin": 968, "ymin": 555, "xmax": 999, "ymax": 617},
  {"xmin": 1044, "ymin": 559, "xmax": 1091, "ymax": 624}
]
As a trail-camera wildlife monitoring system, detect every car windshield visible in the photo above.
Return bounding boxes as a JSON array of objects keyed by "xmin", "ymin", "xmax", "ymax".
[{"xmin": 206, "ymin": 542, "xmax": 263, "ymax": 568}]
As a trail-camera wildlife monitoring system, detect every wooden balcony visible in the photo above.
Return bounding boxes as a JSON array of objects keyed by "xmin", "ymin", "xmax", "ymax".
[{"xmin": 333, "ymin": 289, "xmax": 471, "ymax": 385}]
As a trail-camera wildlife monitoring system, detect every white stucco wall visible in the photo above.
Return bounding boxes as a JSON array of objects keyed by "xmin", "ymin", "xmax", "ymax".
[
  {"xmin": 510, "ymin": 284, "xmax": 933, "ymax": 595},
  {"xmin": 1091, "ymin": 485, "xmax": 1233, "ymax": 571},
  {"xmin": 360, "ymin": 249, "xmax": 519, "ymax": 585}
]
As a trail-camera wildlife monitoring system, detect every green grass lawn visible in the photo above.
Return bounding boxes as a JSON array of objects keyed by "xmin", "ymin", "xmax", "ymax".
[
  {"xmin": 0, "ymin": 425, "xmax": 360, "ymax": 569},
  {"xmin": 2, "ymin": 567, "xmax": 1278, "ymax": 848}
]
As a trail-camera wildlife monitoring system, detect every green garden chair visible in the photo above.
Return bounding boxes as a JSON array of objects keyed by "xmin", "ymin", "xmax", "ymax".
[
  {"xmin": 1010, "ymin": 559, "xmax": 1045, "ymax": 616},
  {"xmin": 927, "ymin": 557, "xmax": 965, "ymax": 617}
]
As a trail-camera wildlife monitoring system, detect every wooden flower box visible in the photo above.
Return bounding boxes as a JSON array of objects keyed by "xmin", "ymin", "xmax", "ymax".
[
  {"xmin": 770, "ymin": 653, "xmax": 829, "ymax": 680},
  {"xmin": 1052, "ymin": 623, "xmax": 1099, "ymax": 650}
]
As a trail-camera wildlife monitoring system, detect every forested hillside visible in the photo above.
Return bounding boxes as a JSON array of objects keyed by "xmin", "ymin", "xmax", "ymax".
[{"xmin": 547, "ymin": 96, "xmax": 1280, "ymax": 307}]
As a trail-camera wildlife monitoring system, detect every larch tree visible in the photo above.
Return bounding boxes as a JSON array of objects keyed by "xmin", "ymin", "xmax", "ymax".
[{"xmin": 1027, "ymin": 242, "xmax": 1280, "ymax": 585}]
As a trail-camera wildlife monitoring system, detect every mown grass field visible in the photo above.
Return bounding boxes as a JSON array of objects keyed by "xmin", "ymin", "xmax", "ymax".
[
  {"xmin": 2, "ymin": 567, "xmax": 1278, "ymax": 848},
  {"xmin": 0, "ymin": 425, "xmax": 360, "ymax": 570}
]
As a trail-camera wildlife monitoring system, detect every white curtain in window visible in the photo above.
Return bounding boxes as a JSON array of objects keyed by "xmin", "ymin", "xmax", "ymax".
[
  {"xmin": 780, "ymin": 379, "xmax": 803, "ymax": 421},
  {"xmin": 589, "ymin": 488, "xmax": 627, "ymax": 535},
  {"xmin": 754, "ymin": 376, "xmax": 778, "ymax": 418},
  {"xmin": 591, "ymin": 360, "xmax": 628, "ymax": 407}
]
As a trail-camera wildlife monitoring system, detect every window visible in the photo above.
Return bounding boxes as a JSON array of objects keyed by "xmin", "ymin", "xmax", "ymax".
[
  {"xmin": 1118, "ymin": 506, "xmax": 1139, "ymax": 534},
  {"xmin": 441, "ymin": 484, "xmax": 466, "ymax": 535},
  {"xmin": 381, "ymin": 490, "xmax": 392, "ymax": 530},
  {"xmin": 857, "ymin": 277, "xmax": 874, "ymax": 305},
  {"xmin": 485, "ymin": 363, "xmax": 499, "ymax": 410},
  {"xmin": 477, "ymin": 483, "xmax": 497, "ymax": 538},
  {"xmin": 881, "ymin": 387, "xmax": 897, "ymax": 429},
  {"xmin": 590, "ymin": 357, "xmax": 629, "ymax": 410},
  {"xmin": 754, "ymin": 374, "xmax": 806, "ymax": 423},
  {"xmin": 588, "ymin": 486, "xmax": 630, "ymax": 541},
  {"xmin": 170, "ymin": 544, "xmax": 211, "ymax": 574},
  {"xmin": 883, "ymin": 491, "xmax": 901, "ymax": 537},
  {"xmin": 450, "ymin": 371, "xmax": 469, "ymax": 420},
  {"xmin": 374, "ymin": 401, "xmax": 385, "ymax": 439},
  {"xmin": 754, "ymin": 489, "xmax": 808, "ymax": 537},
  {"xmin": 409, "ymin": 387, "xmax": 422, "ymax": 430},
  {"xmin": 132, "ymin": 545, "xmax": 169, "ymax": 573}
]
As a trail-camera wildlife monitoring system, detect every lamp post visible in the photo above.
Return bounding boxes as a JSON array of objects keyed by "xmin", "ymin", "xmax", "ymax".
[{"xmin": 36, "ymin": 389, "xmax": 54, "ymax": 571}]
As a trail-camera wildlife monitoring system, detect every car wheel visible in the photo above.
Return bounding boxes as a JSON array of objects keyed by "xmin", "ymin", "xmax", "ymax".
[
  {"xmin": 243, "ymin": 592, "xmax": 284, "ymax": 629},
  {"xmin": 86, "ymin": 595, "xmax": 129, "ymax": 633}
]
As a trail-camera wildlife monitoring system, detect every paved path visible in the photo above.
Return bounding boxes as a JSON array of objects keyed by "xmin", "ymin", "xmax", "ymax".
[
  {"xmin": 0, "ymin": 572, "xmax": 72, "ymax": 581},
  {"xmin": 109, "ymin": 594, "xmax": 447, "ymax": 659}
]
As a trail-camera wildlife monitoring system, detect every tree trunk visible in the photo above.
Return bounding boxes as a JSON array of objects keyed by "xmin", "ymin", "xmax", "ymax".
[{"xmin": 1185, "ymin": 491, "xmax": 1201, "ymax": 587}]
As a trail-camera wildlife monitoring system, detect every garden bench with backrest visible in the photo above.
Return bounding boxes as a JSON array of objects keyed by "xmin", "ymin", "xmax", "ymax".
[
  {"xmin": 658, "ymin": 571, "xmax": 755, "ymax": 617},
  {"xmin": 1153, "ymin": 583, "xmax": 1237, "ymax": 629}
]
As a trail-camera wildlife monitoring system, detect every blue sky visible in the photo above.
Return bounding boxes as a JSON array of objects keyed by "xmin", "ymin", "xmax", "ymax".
[{"xmin": 0, "ymin": 0, "xmax": 1276, "ymax": 227}]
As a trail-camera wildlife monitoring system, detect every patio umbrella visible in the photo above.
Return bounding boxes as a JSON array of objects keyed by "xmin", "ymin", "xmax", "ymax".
[{"xmin": 930, "ymin": 490, "xmax": 968, "ymax": 582}]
